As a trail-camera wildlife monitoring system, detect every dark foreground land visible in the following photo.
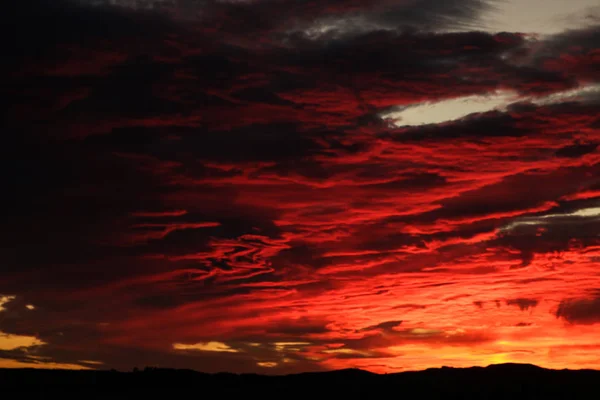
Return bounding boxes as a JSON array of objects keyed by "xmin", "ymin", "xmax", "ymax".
[{"xmin": 1, "ymin": 363, "xmax": 598, "ymax": 399}]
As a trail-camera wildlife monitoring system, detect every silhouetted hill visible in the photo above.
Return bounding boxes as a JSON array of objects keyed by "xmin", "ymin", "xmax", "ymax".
[{"xmin": 0, "ymin": 363, "xmax": 597, "ymax": 399}]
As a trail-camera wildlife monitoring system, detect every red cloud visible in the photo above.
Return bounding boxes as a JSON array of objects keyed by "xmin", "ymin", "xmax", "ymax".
[{"xmin": 1, "ymin": 0, "xmax": 600, "ymax": 374}]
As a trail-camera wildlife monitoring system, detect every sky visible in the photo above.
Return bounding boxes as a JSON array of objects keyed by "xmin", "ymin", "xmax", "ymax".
[{"xmin": 0, "ymin": 0, "xmax": 599, "ymax": 374}]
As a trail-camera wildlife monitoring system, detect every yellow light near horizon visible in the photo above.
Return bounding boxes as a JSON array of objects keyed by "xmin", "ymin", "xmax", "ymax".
[
  {"xmin": 172, "ymin": 341, "xmax": 239, "ymax": 353},
  {"xmin": 257, "ymin": 361, "xmax": 278, "ymax": 368},
  {"xmin": 0, "ymin": 295, "xmax": 15, "ymax": 311},
  {"xmin": 0, "ymin": 358, "xmax": 91, "ymax": 370},
  {"xmin": 0, "ymin": 332, "xmax": 45, "ymax": 351}
]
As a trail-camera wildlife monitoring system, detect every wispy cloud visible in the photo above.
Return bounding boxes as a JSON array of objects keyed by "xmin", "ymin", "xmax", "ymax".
[{"xmin": 173, "ymin": 342, "xmax": 240, "ymax": 353}]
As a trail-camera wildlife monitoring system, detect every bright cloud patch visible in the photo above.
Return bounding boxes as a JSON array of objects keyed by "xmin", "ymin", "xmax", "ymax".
[
  {"xmin": 257, "ymin": 361, "xmax": 278, "ymax": 368},
  {"xmin": 0, "ymin": 332, "xmax": 45, "ymax": 351},
  {"xmin": 0, "ymin": 295, "xmax": 15, "ymax": 311},
  {"xmin": 273, "ymin": 342, "xmax": 311, "ymax": 352},
  {"xmin": 501, "ymin": 206, "xmax": 600, "ymax": 232},
  {"xmin": 381, "ymin": 91, "xmax": 518, "ymax": 127},
  {"xmin": 535, "ymin": 84, "xmax": 600, "ymax": 105},
  {"xmin": 172, "ymin": 341, "xmax": 240, "ymax": 353},
  {"xmin": 383, "ymin": 84, "xmax": 600, "ymax": 127},
  {"xmin": 78, "ymin": 360, "xmax": 105, "ymax": 365},
  {"xmin": 323, "ymin": 348, "xmax": 370, "ymax": 356},
  {"xmin": 480, "ymin": 0, "xmax": 600, "ymax": 34}
]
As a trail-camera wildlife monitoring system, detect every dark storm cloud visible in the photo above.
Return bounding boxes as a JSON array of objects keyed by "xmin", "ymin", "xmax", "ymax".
[
  {"xmin": 491, "ymin": 194, "xmax": 600, "ymax": 268},
  {"xmin": 389, "ymin": 112, "xmax": 527, "ymax": 141},
  {"xmin": 555, "ymin": 141, "xmax": 598, "ymax": 158},
  {"xmin": 1, "ymin": 1, "xmax": 178, "ymax": 76},
  {"xmin": 183, "ymin": 0, "xmax": 495, "ymax": 40},
  {"xmin": 506, "ymin": 298, "xmax": 539, "ymax": 311},
  {"xmin": 357, "ymin": 320, "xmax": 403, "ymax": 332},
  {"xmin": 530, "ymin": 26, "xmax": 600, "ymax": 82},
  {"xmin": 1, "ymin": 146, "xmax": 173, "ymax": 271},
  {"xmin": 556, "ymin": 295, "xmax": 600, "ymax": 325}
]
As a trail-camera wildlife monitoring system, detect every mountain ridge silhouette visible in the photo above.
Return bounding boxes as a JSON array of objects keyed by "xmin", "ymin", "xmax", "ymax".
[{"xmin": 1, "ymin": 362, "xmax": 597, "ymax": 399}]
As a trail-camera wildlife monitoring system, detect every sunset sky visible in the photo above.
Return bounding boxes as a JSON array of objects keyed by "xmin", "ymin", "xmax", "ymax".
[{"xmin": 1, "ymin": 0, "xmax": 599, "ymax": 373}]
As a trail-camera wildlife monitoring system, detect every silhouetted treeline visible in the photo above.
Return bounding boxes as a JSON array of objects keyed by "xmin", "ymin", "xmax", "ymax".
[{"xmin": 1, "ymin": 363, "xmax": 598, "ymax": 399}]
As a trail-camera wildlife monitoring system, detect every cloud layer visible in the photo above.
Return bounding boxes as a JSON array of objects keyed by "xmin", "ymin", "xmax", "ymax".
[{"xmin": 1, "ymin": 0, "xmax": 599, "ymax": 373}]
